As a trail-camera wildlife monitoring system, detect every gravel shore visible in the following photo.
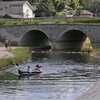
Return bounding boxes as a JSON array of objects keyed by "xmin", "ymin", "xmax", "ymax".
[{"xmin": 0, "ymin": 47, "xmax": 14, "ymax": 59}]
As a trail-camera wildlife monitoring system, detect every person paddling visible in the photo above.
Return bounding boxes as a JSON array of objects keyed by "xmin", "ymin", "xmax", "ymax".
[
  {"xmin": 15, "ymin": 63, "xmax": 21, "ymax": 76},
  {"xmin": 34, "ymin": 64, "xmax": 42, "ymax": 72},
  {"xmin": 27, "ymin": 66, "xmax": 31, "ymax": 73}
]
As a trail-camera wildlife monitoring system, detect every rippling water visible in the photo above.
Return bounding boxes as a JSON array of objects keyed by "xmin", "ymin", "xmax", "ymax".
[
  {"xmin": 0, "ymin": 52, "xmax": 100, "ymax": 100},
  {"xmin": 0, "ymin": 80, "xmax": 95, "ymax": 100}
]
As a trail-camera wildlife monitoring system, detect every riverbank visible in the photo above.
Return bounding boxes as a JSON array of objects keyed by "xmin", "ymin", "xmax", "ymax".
[
  {"xmin": 10, "ymin": 47, "xmax": 31, "ymax": 63},
  {"xmin": 0, "ymin": 47, "xmax": 99, "ymax": 70},
  {"xmin": 0, "ymin": 47, "xmax": 14, "ymax": 70},
  {"xmin": 0, "ymin": 47, "xmax": 31, "ymax": 70}
]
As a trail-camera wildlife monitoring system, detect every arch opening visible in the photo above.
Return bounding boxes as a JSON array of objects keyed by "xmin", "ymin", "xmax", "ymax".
[
  {"xmin": 21, "ymin": 30, "xmax": 51, "ymax": 51},
  {"xmin": 60, "ymin": 30, "xmax": 93, "ymax": 52}
]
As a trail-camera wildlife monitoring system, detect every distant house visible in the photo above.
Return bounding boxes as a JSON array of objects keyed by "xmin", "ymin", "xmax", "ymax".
[{"xmin": 0, "ymin": 1, "xmax": 36, "ymax": 18}]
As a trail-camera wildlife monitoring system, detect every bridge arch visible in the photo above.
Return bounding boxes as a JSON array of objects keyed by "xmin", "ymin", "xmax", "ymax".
[
  {"xmin": 59, "ymin": 29, "xmax": 93, "ymax": 51},
  {"xmin": 20, "ymin": 30, "xmax": 51, "ymax": 50}
]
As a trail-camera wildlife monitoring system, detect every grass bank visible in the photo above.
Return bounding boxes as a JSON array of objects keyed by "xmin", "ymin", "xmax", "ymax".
[
  {"xmin": 10, "ymin": 47, "xmax": 31, "ymax": 64},
  {"xmin": 0, "ymin": 47, "xmax": 31, "ymax": 70},
  {"xmin": 0, "ymin": 72, "xmax": 18, "ymax": 80},
  {"xmin": 0, "ymin": 58, "xmax": 13, "ymax": 70}
]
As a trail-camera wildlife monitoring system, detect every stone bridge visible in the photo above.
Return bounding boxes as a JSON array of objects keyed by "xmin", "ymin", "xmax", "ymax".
[{"xmin": 0, "ymin": 24, "xmax": 100, "ymax": 51}]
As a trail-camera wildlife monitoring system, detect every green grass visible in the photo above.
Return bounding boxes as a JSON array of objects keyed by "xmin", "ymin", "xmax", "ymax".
[
  {"xmin": 0, "ymin": 58, "xmax": 13, "ymax": 70},
  {"xmin": 0, "ymin": 72, "xmax": 17, "ymax": 80},
  {"xmin": 0, "ymin": 47, "xmax": 31, "ymax": 71},
  {"xmin": 1, "ymin": 18, "xmax": 100, "ymax": 27},
  {"xmin": 10, "ymin": 47, "xmax": 31, "ymax": 64}
]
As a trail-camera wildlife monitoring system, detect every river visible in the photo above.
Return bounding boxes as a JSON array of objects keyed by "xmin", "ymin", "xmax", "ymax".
[{"xmin": 0, "ymin": 52, "xmax": 100, "ymax": 100}]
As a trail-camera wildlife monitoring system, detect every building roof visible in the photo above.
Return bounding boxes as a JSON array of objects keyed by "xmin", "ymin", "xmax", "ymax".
[
  {"xmin": 0, "ymin": 1, "xmax": 36, "ymax": 10},
  {"xmin": 0, "ymin": 1, "xmax": 36, "ymax": 17},
  {"xmin": 0, "ymin": 1, "xmax": 26, "ymax": 6}
]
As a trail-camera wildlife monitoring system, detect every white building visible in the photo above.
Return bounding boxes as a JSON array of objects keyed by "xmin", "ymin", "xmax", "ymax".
[{"xmin": 0, "ymin": 1, "xmax": 36, "ymax": 18}]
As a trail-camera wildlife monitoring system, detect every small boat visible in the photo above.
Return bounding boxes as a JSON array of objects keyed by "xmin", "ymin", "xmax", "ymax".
[{"xmin": 18, "ymin": 70, "xmax": 42, "ymax": 77}]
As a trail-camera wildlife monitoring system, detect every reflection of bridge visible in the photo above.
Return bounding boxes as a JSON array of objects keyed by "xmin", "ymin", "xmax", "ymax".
[{"xmin": 0, "ymin": 24, "xmax": 100, "ymax": 51}]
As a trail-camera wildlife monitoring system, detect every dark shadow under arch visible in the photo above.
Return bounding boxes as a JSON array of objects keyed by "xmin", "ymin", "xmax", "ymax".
[
  {"xmin": 21, "ymin": 30, "xmax": 51, "ymax": 51},
  {"xmin": 60, "ymin": 30, "xmax": 93, "ymax": 51}
]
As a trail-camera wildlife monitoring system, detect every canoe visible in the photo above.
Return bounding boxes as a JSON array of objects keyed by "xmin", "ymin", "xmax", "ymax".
[{"xmin": 18, "ymin": 70, "xmax": 42, "ymax": 76}]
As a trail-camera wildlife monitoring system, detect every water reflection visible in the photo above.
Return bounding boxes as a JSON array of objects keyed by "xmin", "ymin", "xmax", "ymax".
[{"xmin": 32, "ymin": 52, "xmax": 96, "ymax": 64}]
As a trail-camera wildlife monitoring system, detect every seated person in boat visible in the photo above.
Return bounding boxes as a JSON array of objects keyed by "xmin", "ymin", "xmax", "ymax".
[{"xmin": 34, "ymin": 64, "xmax": 42, "ymax": 72}]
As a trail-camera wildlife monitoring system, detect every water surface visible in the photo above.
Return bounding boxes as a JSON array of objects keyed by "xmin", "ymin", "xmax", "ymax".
[{"xmin": 0, "ymin": 52, "xmax": 100, "ymax": 100}]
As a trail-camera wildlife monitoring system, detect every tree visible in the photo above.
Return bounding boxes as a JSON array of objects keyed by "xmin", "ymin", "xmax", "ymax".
[
  {"xmin": 30, "ymin": 0, "xmax": 83, "ymax": 17},
  {"xmin": 34, "ymin": 0, "xmax": 56, "ymax": 17},
  {"xmin": 34, "ymin": 0, "xmax": 66, "ymax": 17},
  {"xmin": 90, "ymin": 1, "xmax": 100, "ymax": 16},
  {"xmin": 69, "ymin": 0, "xmax": 81, "ymax": 10},
  {"xmin": 54, "ymin": 0, "xmax": 65, "ymax": 11}
]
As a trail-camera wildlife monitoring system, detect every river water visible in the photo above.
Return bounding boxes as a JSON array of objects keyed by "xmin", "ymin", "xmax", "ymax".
[{"xmin": 0, "ymin": 52, "xmax": 100, "ymax": 100}]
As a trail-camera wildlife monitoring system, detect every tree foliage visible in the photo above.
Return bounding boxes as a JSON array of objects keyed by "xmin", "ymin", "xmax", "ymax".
[
  {"xmin": 29, "ymin": 0, "xmax": 100, "ymax": 17},
  {"xmin": 89, "ymin": 1, "xmax": 100, "ymax": 16},
  {"xmin": 69, "ymin": 0, "xmax": 81, "ymax": 10},
  {"xmin": 34, "ymin": 0, "xmax": 65, "ymax": 17}
]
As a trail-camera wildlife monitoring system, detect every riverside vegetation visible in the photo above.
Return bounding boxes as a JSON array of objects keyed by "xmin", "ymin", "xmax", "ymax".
[
  {"xmin": 0, "ymin": 47, "xmax": 31, "ymax": 70},
  {"xmin": 1, "ymin": 18, "xmax": 100, "ymax": 27}
]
